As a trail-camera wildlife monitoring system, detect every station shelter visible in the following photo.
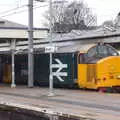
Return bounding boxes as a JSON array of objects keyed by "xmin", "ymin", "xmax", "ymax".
[{"xmin": 0, "ymin": 18, "xmax": 48, "ymax": 85}]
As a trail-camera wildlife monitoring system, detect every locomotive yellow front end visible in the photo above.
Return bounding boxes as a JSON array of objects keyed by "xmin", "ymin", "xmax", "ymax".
[
  {"xmin": 77, "ymin": 43, "xmax": 120, "ymax": 92},
  {"xmin": 96, "ymin": 56, "xmax": 120, "ymax": 92}
]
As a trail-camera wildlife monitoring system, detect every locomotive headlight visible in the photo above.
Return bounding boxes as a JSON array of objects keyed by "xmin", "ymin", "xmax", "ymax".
[{"xmin": 116, "ymin": 75, "xmax": 120, "ymax": 79}]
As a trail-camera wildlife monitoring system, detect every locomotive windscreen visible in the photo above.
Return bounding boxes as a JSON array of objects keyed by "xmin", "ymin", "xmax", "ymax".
[{"xmin": 79, "ymin": 44, "xmax": 119, "ymax": 64}]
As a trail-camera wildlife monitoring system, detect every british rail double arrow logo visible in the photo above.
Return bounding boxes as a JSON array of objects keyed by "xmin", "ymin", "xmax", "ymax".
[{"xmin": 52, "ymin": 59, "xmax": 68, "ymax": 82}]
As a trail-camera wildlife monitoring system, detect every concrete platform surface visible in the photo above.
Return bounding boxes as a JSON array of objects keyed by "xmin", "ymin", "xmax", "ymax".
[{"xmin": 0, "ymin": 85, "xmax": 119, "ymax": 120}]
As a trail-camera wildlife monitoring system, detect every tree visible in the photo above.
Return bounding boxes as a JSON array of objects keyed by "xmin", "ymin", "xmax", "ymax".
[
  {"xmin": 44, "ymin": 0, "xmax": 97, "ymax": 33},
  {"xmin": 114, "ymin": 12, "xmax": 120, "ymax": 27}
]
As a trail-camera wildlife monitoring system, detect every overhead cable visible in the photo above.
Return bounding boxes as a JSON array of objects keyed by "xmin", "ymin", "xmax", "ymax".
[
  {"xmin": 0, "ymin": 4, "xmax": 28, "ymax": 15},
  {"xmin": 0, "ymin": 4, "xmax": 48, "ymax": 18}
]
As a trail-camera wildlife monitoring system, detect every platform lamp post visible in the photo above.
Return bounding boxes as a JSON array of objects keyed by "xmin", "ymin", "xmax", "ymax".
[
  {"xmin": 48, "ymin": 0, "xmax": 54, "ymax": 96},
  {"xmin": 33, "ymin": 0, "xmax": 54, "ymax": 96}
]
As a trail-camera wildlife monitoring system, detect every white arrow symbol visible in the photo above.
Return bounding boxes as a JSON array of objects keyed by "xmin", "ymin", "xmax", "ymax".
[{"xmin": 52, "ymin": 59, "xmax": 68, "ymax": 82}]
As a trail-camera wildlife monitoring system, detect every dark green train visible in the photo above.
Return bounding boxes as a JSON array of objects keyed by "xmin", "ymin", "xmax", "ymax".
[{"xmin": 1, "ymin": 52, "xmax": 78, "ymax": 87}]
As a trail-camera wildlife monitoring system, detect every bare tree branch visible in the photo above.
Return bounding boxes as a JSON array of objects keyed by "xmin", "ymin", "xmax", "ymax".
[{"xmin": 43, "ymin": 0, "xmax": 97, "ymax": 32}]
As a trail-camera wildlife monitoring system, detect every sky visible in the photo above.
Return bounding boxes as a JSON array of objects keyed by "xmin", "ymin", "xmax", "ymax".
[{"xmin": 0, "ymin": 0, "xmax": 120, "ymax": 28}]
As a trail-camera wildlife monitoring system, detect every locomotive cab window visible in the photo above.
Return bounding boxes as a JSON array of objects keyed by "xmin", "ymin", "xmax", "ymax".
[
  {"xmin": 86, "ymin": 44, "xmax": 119, "ymax": 63},
  {"xmin": 108, "ymin": 47, "xmax": 118, "ymax": 56},
  {"xmin": 87, "ymin": 47, "xmax": 97, "ymax": 58},
  {"xmin": 78, "ymin": 53, "xmax": 87, "ymax": 64},
  {"xmin": 78, "ymin": 44, "xmax": 119, "ymax": 64}
]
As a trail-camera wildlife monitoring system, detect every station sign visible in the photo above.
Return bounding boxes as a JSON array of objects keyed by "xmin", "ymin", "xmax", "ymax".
[{"xmin": 45, "ymin": 46, "xmax": 57, "ymax": 53}]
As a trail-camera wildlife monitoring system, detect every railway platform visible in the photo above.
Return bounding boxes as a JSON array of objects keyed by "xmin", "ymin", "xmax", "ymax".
[{"xmin": 0, "ymin": 85, "xmax": 119, "ymax": 120}]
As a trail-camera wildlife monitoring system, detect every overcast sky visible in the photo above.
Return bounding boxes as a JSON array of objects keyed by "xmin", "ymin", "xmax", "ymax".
[{"xmin": 0, "ymin": 0, "xmax": 120, "ymax": 28}]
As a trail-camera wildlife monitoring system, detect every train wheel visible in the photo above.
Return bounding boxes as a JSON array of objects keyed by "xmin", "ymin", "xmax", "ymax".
[
  {"xmin": 98, "ymin": 87, "xmax": 114, "ymax": 93},
  {"xmin": 98, "ymin": 88, "xmax": 106, "ymax": 93},
  {"xmin": 112, "ymin": 89, "xmax": 117, "ymax": 93},
  {"xmin": 106, "ymin": 87, "xmax": 113, "ymax": 93},
  {"xmin": 74, "ymin": 84, "xmax": 79, "ymax": 89}
]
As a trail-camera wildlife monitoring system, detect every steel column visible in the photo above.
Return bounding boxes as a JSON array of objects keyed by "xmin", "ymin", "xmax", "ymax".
[
  {"xmin": 28, "ymin": 0, "xmax": 34, "ymax": 87},
  {"xmin": 11, "ymin": 39, "xmax": 16, "ymax": 88}
]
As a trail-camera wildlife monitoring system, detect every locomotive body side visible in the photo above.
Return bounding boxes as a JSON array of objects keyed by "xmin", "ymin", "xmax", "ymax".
[{"xmin": 77, "ymin": 63, "xmax": 97, "ymax": 89}]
